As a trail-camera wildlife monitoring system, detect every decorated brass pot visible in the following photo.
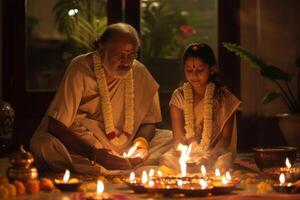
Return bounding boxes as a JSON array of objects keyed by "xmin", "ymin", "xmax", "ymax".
[
  {"xmin": 9, "ymin": 145, "xmax": 34, "ymax": 168},
  {"xmin": 7, "ymin": 145, "xmax": 38, "ymax": 181}
]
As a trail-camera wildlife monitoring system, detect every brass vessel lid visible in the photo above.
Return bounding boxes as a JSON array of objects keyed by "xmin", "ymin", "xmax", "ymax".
[{"xmin": 9, "ymin": 145, "xmax": 34, "ymax": 168}]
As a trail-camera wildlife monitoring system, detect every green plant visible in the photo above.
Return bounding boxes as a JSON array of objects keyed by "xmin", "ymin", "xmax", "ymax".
[
  {"xmin": 53, "ymin": 0, "xmax": 107, "ymax": 51},
  {"xmin": 141, "ymin": 0, "xmax": 186, "ymax": 60},
  {"xmin": 223, "ymin": 42, "xmax": 300, "ymax": 113}
]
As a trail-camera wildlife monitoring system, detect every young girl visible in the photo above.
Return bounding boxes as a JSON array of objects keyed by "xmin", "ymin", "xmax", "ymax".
[{"xmin": 160, "ymin": 43, "xmax": 241, "ymax": 171}]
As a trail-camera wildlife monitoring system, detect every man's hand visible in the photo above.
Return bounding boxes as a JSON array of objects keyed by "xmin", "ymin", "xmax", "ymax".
[
  {"xmin": 130, "ymin": 148, "xmax": 148, "ymax": 159},
  {"xmin": 93, "ymin": 148, "xmax": 132, "ymax": 170},
  {"xmin": 128, "ymin": 148, "xmax": 148, "ymax": 167},
  {"xmin": 128, "ymin": 157, "xmax": 144, "ymax": 167}
]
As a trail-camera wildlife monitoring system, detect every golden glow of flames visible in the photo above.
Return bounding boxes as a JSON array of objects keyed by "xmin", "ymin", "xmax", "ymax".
[
  {"xmin": 124, "ymin": 145, "xmax": 138, "ymax": 158},
  {"xmin": 221, "ymin": 176, "xmax": 228, "ymax": 185},
  {"xmin": 177, "ymin": 179, "xmax": 183, "ymax": 187},
  {"xmin": 148, "ymin": 169, "xmax": 155, "ymax": 177},
  {"xmin": 157, "ymin": 170, "xmax": 163, "ymax": 177},
  {"xmin": 142, "ymin": 170, "xmax": 148, "ymax": 184},
  {"xmin": 201, "ymin": 165, "xmax": 206, "ymax": 177},
  {"xmin": 148, "ymin": 180, "xmax": 154, "ymax": 187},
  {"xmin": 279, "ymin": 173, "xmax": 285, "ymax": 184},
  {"xmin": 63, "ymin": 169, "xmax": 70, "ymax": 183},
  {"xmin": 177, "ymin": 143, "xmax": 192, "ymax": 177},
  {"xmin": 225, "ymin": 171, "xmax": 231, "ymax": 181},
  {"xmin": 285, "ymin": 158, "xmax": 291, "ymax": 169},
  {"xmin": 215, "ymin": 168, "xmax": 221, "ymax": 177},
  {"xmin": 129, "ymin": 172, "xmax": 135, "ymax": 183},
  {"xmin": 96, "ymin": 180, "xmax": 104, "ymax": 195},
  {"xmin": 199, "ymin": 179, "xmax": 208, "ymax": 188}
]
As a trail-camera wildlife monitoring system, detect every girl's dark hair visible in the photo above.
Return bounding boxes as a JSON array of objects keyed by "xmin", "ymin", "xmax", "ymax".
[
  {"xmin": 183, "ymin": 43, "xmax": 221, "ymax": 84},
  {"xmin": 183, "ymin": 43, "xmax": 216, "ymax": 66},
  {"xmin": 92, "ymin": 22, "xmax": 140, "ymax": 50}
]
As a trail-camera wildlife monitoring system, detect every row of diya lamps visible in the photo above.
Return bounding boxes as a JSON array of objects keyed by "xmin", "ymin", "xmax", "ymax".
[
  {"xmin": 6, "ymin": 144, "xmax": 299, "ymax": 198},
  {"xmin": 122, "ymin": 143, "xmax": 300, "ymax": 196},
  {"xmin": 122, "ymin": 143, "xmax": 239, "ymax": 197},
  {"xmin": 123, "ymin": 167, "xmax": 239, "ymax": 197}
]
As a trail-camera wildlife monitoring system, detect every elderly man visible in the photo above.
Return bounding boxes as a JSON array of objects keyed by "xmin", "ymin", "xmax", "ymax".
[{"xmin": 30, "ymin": 23, "xmax": 172, "ymax": 175}]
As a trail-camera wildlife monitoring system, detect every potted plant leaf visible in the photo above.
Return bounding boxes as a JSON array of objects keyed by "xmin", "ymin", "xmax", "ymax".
[
  {"xmin": 223, "ymin": 42, "xmax": 300, "ymax": 148},
  {"xmin": 53, "ymin": 0, "xmax": 107, "ymax": 54}
]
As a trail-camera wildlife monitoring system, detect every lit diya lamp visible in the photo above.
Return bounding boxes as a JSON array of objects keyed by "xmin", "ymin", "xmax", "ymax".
[
  {"xmin": 123, "ymin": 171, "xmax": 147, "ymax": 193},
  {"xmin": 54, "ymin": 169, "xmax": 82, "ymax": 191},
  {"xmin": 157, "ymin": 170, "xmax": 163, "ymax": 178},
  {"xmin": 272, "ymin": 173, "xmax": 296, "ymax": 193},
  {"xmin": 214, "ymin": 168, "xmax": 221, "ymax": 180},
  {"xmin": 264, "ymin": 158, "xmax": 300, "ymax": 181},
  {"xmin": 86, "ymin": 180, "xmax": 110, "ymax": 200},
  {"xmin": 148, "ymin": 169, "xmax": 155, "ymax": 179},
  {"xmin": 212, "ymin": 172, "xmax": 236, "ymax": 194}
]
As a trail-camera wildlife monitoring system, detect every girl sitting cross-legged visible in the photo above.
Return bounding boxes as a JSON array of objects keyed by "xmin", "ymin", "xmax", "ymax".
[{"xmin": 160, "ymin": 43, "xmax": 241, "ymax": 171}]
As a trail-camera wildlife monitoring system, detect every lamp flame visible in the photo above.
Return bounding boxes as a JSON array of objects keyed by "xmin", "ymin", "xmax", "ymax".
[
  {"xmin": 63, "ymin": 169, "xmax": 70, "ymax": 183},
  {"xmin": 215, "ymin": 168, "xmax": 221, "ymax": 177},
  {"xmin": 125, "ymin": 146, "xmax": 138, "ymax": 158},
  {"xmin": 221, "ymin": 176, "xmax": 228, "ymax": 185},
  {"xmin": 96, "ymin": 180, "xmax": 104, "ymax": 195},
  {"xmin": 199, "ymin": 179, "xmax": 208, "ymax": 188},
  {"xmin": 148, "ymin": 180, "xmax": 154, "ymax": 187},
  {"xmin": 279, "ymin": 173, "xmax": 285, "ymax": 185},
  {"xmin": 141, "ymin": 170, "xmax": 148, "ymax": 184},
  {"xmin": 201, "ymin": 165, "xmax": 206, "ymax": 177},
  {"xmin": 225, "ymin": 171, "xmax": 232, "ymax": 181},
  {"xmin": 129, "ymin": 172, "xmax": 135, "ymax": 183},
  {"xmin": 177, "ymin": 179, "xmax": 183, "ymax": 187},
  {"xmin": 178, "ymin": 144, "xmax": 191, "ymax": 177},
  {"xmin": 157, "ymin": 170, "xmax": 163, "ymax": 177},
  {"xmin": 285, "ymin": 158, "xmax": 291, "ymax": 169},
  {"xmin": 148, "ymin": 169, "xmax": 155, "ymax": 177}
]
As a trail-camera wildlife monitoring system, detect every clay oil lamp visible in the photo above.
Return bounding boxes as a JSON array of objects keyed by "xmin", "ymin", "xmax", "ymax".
[
  {"xmin": 212, "ymin": 172, "xmax": 236, "ymax": 194},
  {"xmin": 264, "ymin": 158, "xmax": 300, "ymax": 182},
  {"xmin": 272, "ymin": 173, "xmax": 296, "ymax": 193},
  {"xmin": 123, "ymin": 171, "xmax": 147, "ymax": 193},
  {"xmin": 54, "ymin": 169, "xmax": 82, "ymax": 191},
  {"xmin": 85, "ymin": 180, "xmax": 111, "ymax": 200}
]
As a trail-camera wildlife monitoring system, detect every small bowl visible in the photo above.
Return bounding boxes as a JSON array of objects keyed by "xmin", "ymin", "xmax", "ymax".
[
  {"xmin": 123, "ymin": 178, "xmax": 147, "ymax": 193},
  {"xmin": 272, "ymin": 182, "xmax": 296, "ymax": 193},
  {"xmin": 253, "ymin": 146, "xmax": 297, "ymax": 171}
]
